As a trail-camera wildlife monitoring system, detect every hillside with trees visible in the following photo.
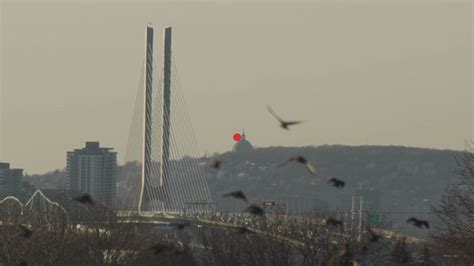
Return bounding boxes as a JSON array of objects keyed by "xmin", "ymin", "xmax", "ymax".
[{"xmin": 25, "ymin": 145, "xmax": 462, "ymax": 234}]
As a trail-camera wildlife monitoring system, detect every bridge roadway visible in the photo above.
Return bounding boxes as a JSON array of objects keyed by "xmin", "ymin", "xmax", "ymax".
[
  {"xmin": 117, "ymin": 211, "xmax": 308, "ymax": 247},
  {"xmin": 116, "ymin": 211, "xmax": 423, "ymax": 245}
]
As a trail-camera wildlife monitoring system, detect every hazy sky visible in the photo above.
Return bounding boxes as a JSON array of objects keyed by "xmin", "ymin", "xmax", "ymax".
[{"xmin": 1, "ymin": 0, "xmax": 472, "ymax": 174}]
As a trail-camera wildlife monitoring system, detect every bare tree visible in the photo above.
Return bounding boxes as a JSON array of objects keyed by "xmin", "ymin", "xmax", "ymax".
[
  {"xmin": 190, "ymin": 210, "xmax": 397, "ymax": 266},
  {"xmin": 431, "ymin": 151, "xmax": 474, "ymax": 263},
  {"xmin": 390, "ymin": 237, "xmax": 412, "ymax": 265},
  {"xmin": 0, "ymin": 193, "xmax": 171, "ymax": 265},
  {"xmin": 418, "ymin": 245, "xmax": 434, "ymax": 266}
]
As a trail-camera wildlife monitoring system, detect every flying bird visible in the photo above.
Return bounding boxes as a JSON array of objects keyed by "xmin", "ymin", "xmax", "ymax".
[
  {"xmin": 245, "ymin": 205, "xmax": 265, "ymax": 217},
  {"xmin": 325, "ymin": 218, "xmax": 343, "ymax": 228},
  {"xmin": 279, "ymin": 156, "xmax": 316, "ymax": 175},
  {"xmin": 209, "ymin": 159, "xmax": 222, "ymax": 169},
  {"xmin": 19, "ymin": 225, "xmax": 32, "ymax": 238},
  {"xmin": 73, "ymin": 194, "xmax": 95, "ymax": 206},
  {"xmin": 366, "ymin": 226, "xmax": 380, "ymax": 242},
  {"xmin": 267, "ymin": 105, "xmax": 303, "ymax": 130},
  {"xmin": 236, "ymin": 227, "xmax": 252, "ymax": 234},
  {"xmin": 170, "ymin": 222, "xmax": 191, "ymax": 230},
  {"xmin": 328, "ymin": 177, "xmax": 345, "ymax": 188},
  {"xmin": 222, "ymin": 191, "xmax": 248, "ymax": 203},
  {"xmin": 407, "ymin": 217, "xmax": 429, "ymax": 229}
]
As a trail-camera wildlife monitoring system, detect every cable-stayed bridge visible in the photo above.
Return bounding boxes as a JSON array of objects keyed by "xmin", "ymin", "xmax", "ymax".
[{"xmin": 122, "ymin": 25, "xmax": 214, "ymax": 214}]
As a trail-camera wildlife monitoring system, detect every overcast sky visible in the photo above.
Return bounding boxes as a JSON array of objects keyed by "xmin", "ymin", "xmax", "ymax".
[{"xmin": 1, "ymin": 0, "xmax": 472, "ymax": 174}]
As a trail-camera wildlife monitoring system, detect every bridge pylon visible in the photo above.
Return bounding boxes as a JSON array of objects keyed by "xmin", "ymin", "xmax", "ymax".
[{"xmin": 133, "ymin": 24, "xmax": 214, "ymax": 215}]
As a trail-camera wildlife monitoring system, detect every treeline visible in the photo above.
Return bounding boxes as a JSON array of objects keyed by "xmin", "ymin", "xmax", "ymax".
[
  {"xmin": 26, "ymin": 145, "xmax": 462, "ymax": 216},
  {"xmin": 0, "ymin": 208, "xmax": 441, "ymax": 265}
]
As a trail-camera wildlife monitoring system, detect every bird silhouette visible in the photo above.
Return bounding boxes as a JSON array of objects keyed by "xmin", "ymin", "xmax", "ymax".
[
  {"xmin": 325, "ymin": 218, "xmax": 343, "ymax": 228},
  {"xmin": 19, "ymin": 225, "xmax": 32, "ymax": 238},
  {"xmin": 73, "ymin": 194, "xmax": 95, "ymax": 206},
  {"xmin": 170, "ymin": 222, "xmax": 191, "ymax": 230},
  {"xmin": 279, "ymin": 156, "xmax": 316, "ymax": 175},
  {"xmin": 267, "ymin": 106, "xmax": 303, "ymax": 130},
  {"xmin": 366, "ymin": 226, "xmax": 380, "ymax": 242},
  {"xmin": 209, "ymin": 159, "xmax": 222, "ymax": 169},
  {"xmin": 245, "ymin": 205, "xmax": 265, "ymax": 217},
  {"xmin": 407, "ymin": 217, "xmax": 429, "ymax": 229},
  {"xmin": 222, "ymin": 191, "xmax": 248, "ymax": 203},
  {"xmin": 328, "ymin": 177, "xmax": 345, "ymax": 188},
  {"xmin": 236, "ymin": 227, "xmax": 252, "ymax": 234}
]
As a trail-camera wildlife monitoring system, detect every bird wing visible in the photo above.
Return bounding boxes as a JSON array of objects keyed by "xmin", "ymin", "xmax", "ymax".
[
  {"xmin": 226, "ymin": 191, "xmax": 248, "ymax": 202},
  {"xmin": 238, "ymin": 193, "xmax": 249, "ymax": 202},
  {"xmin": 224, "ymin": 191, "xmax": 243, "ymax": 198},
  {"xmin": 285, "ymin": 121, "xmax": 302, "ymax": 126},
  {"xmin": 222, "ymin": 192, "xmax": 235, "ymax": 198},
  {"xmin": 267, "ymin": 105, "xmax": 284, "ymax": 123},
  {"xmin": 423, "ymin": 221, "xmax": 430, "ymax": 228},
  {"xmin": 247, "ymin": 205, "xmax": 264, "ymax": 216},
  {"xmin": 305, "ymin": 162, "xmax": 316, "ymax": 175}
]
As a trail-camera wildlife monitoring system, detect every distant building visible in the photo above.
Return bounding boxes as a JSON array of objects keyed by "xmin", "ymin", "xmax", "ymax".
[
  {"xmin": 232, "ymin": 131, "xmax": 254, "ymax": 152},
  {"xmin": 66, "ymin": 142, "xmax": 117, "ymax": 207},
  {"xmin": 0, "ymin": 163, "xmax": 8, "ymax": 197},
  {"xmin": 8, "ymin": 169, "xmax": 23, "ymax": 198},
  {"xmin": 0, "ymin": 162, "xmax": 24, "ymax": 199}
]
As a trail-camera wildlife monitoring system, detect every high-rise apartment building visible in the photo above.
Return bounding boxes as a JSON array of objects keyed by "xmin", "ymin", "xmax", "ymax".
[{"xmin": 66, "ymin": 142, "xmax": 117, "ymax": 206}]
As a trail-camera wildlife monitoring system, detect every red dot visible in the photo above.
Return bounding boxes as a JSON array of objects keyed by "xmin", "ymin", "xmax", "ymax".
[{"xmin": 233, "ymin": 133, "xmax": 242, "ymax": 142}]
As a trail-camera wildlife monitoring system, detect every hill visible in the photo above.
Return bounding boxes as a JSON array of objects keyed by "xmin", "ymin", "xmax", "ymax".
[{"xmin": 24, "ymin": 145, "xmax": 462, "ymax": 234}]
